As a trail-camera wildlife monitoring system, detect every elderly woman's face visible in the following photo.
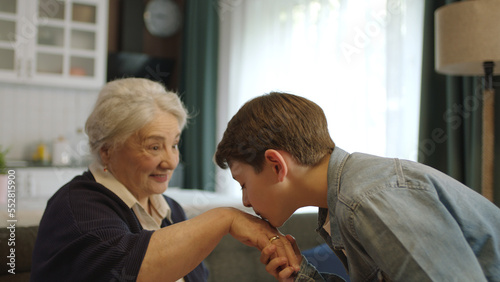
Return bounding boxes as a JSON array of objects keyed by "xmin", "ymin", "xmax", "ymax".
[{"xmin": 106, "ymin": 111, "xmax": 180, "ymax": 202}]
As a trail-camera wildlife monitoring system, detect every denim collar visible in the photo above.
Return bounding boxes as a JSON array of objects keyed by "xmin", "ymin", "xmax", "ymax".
[{"xmin": 317, "ymin": 146, "xmax": 350, "ymax": 249}]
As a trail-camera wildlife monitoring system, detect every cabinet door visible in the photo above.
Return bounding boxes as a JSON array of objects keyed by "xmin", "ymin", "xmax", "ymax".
[
  {"xmin": 29, "ymin": 0, "xmax": 66, "ymax": 80},
  {"xmin": 29, "ymin": 0, "xmax": 108, "ymax": 88},
  {"xmin": 0, "ymin": 0, "xmax": 25, "ymax": 81}
]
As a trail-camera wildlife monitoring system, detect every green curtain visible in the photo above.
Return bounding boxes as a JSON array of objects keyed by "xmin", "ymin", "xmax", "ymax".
[
  {"xmin": 419, "ymin": 0, "xmax": 500, "ymax": 206},
  {"xmin": 179, "ymin": 0, "xmax": 219, "ymax": 191}
]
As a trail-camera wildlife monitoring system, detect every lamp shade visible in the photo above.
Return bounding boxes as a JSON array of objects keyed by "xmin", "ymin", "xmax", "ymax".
[{"xmin": 435, "ymin": 0, "xmax": 500, "ymax": 75}]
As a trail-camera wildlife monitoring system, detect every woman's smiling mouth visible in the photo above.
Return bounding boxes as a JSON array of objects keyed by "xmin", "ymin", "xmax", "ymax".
[{"xmin": 150, "ymin": 174, "xmax": 168, "ymax": 182}]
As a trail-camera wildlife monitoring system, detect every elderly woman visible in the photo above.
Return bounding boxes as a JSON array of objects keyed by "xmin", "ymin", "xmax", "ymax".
[{"xmin": 31, "ymin": 78, "xmax": 299, "ymax": 281}]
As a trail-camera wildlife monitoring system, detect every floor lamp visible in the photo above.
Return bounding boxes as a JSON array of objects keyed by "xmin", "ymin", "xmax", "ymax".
[{"xmin": 435, "ymin": 0, "xmax": 500, "ymax": 202}]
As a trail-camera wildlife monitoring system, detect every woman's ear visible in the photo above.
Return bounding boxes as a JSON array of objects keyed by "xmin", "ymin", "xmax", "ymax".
[
  {"xmin": 99, "ymin": 145, "xmax": 111, "ymax": 164},
  {"xmin": 264, "ymin": 149, "xmax": 288, "ymax": 182}
]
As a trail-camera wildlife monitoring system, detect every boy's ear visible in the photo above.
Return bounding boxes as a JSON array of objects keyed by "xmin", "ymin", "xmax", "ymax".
[{"xmin": 264, "ymin": 149, "xmax": 288, "ymax": 182}]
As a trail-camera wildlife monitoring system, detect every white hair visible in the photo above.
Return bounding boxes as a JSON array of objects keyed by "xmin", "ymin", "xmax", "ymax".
[{"xmin": 85, "ymin": 78, "xmax": 189, "ymax": 163}]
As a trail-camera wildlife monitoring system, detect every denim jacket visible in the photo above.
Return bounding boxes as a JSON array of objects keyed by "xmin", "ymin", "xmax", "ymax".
[{"xmin": 296, "ymin": 147, "xmax": 500, "ymax": 282}]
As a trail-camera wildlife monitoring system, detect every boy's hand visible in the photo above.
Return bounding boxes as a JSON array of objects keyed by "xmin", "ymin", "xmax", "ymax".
[
  {"xmin": 226, "ymin": 208, "xmax": 300, "ymax": 272},
  {"xmin": 261, "ymin": 234, "xmax": 302, "ymax": 281}
]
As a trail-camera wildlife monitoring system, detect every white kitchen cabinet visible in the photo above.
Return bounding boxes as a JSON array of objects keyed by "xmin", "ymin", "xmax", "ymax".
[
  {"xmin": 11, "ymin": 166, "xmax": 87, "ymax": 198},
  {"xmin": 0, "ymin": 0, "xmax": 108, "ymax": 89},
  {"xmin": 0, "ymin": 166, "xmax": 87, "ymax": 227}
]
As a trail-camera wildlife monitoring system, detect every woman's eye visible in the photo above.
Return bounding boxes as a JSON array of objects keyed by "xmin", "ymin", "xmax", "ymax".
[
  {"xmin": 148, "ymin": 145, "xmax": 160, "ymax": 151},
  {"xmin": 173, "ymin": 144, "xmax": 179, "ymax": 150}
]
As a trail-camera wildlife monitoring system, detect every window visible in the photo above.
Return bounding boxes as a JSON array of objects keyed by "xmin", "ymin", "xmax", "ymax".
[{"xmin": 216, "ymin": 0, "xmax": 424, "ymax": 195}]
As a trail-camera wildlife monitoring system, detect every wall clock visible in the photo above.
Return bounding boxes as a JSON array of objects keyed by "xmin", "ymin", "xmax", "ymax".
[{"xmin": 144, "ymin": 0, "xmax": 182, "ymax": 37}]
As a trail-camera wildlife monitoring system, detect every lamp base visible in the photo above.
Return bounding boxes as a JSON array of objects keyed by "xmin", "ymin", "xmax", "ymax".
[{"xmin": 482, "ymin": 87, "xmax": 494, "ymax": 201}]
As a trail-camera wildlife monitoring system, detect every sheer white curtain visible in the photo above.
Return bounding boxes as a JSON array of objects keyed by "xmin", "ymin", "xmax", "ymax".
[{"xmin": 216, "ymin": 0, "xmax": 424, "ymax": 195}]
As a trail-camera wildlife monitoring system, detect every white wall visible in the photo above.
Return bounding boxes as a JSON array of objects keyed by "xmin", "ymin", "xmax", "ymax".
[{"xmin": 0, "ymin": 83, "xmax": 99, "ymax": 161}]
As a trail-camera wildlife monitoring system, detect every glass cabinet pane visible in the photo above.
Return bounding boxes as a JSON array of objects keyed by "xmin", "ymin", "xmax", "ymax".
[
  {"xmin": 71, "ymin": 30, "xmax": 95, "ymax": 50},
  {"xmin": 70, "ymin": 56, "xmax": 94, "ymax": 77},
  {"xmin": 72, "ymin": 4, "xmax": 96, "ymax": 23},
  {"xmin": 38, "ymin": 26, "xmax": 64, "ymax": 47},
  {"xmin": 37, "ymin": 53, "xmax": 63, "ymax": 74},
  {"xmin": 0, "ymin": 48, "xmax": 14, "ymax": 70},
  {"xmin": 38, "ymin": 0, "xmax": 65, "ymax": 20},
  {"xmin": 0, "ymin": 19, "xmax": 16, "ymax": 42},
  {"xmin": 0, "ymin": 0, "xmax": 17, "ymax": 14}
]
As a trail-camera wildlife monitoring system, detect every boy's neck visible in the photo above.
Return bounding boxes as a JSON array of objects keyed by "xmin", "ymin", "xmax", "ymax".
[{"xmin": 289, "ymin": 153, "xmax": 330, "ymax": 209}]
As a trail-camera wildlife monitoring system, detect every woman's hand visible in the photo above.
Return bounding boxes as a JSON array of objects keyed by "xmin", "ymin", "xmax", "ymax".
[
  {"xmin": 139, "ymin": 207, "xmax": 300, "ymax": 281},
  {"xmin": 261, "ymin": 234, "xmax": 302, "ymax": 281},
  {"xmin": 226, "ymin": 208, "xmax": 301, "ymax": 273}
]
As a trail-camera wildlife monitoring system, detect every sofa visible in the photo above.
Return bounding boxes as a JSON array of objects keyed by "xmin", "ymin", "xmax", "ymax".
[
  {"xmin": 0, "ymin": 225, "xmax": 38, "ymax": 282},
  {"xmin": 0, "ymin": 212, "xmax": 347, "ymax": 282}
]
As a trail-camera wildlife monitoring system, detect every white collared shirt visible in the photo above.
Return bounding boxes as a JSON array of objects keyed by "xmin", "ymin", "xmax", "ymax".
[{"xmin": 89, "ymin": 161, "xmax": 173, "ymax": 230}]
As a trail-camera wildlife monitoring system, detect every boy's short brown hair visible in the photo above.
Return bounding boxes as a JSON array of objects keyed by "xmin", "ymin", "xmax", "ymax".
[{"xmin": 215, "ymin": 92, "xmax": 335, "ymax": 172}]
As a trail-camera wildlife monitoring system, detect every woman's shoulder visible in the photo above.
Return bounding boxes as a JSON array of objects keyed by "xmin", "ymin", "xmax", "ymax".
[
  {"xmin": 38, "ymin": 170, "xmax": 146, "ymax": 241},
  {"xmin": 51, "ymin": 170, "xmax": 123, "ymax": 202},
  {"xmin": 44, "ymin": 170, "xmax": 132, "ymax": 223}
]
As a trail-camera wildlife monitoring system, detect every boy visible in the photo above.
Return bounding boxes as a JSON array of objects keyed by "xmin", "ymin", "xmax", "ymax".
[{"xmin": 215, "ymin": 92, "xmax": 500, "ymax": 281}]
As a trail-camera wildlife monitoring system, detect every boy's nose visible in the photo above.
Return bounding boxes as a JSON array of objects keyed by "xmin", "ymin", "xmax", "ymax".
[{"xmin": 242, "ymin": 189, "xmax": 251, "ymax": 207}]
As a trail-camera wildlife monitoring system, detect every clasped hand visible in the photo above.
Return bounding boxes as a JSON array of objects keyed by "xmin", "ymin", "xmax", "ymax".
[
  {"xmin": 261, "ymin": 234, "xmax": 302, "ymax": 281},
  {"xmin": 227, "ymin": 209, "xmax": 301, "ymax": 280}
]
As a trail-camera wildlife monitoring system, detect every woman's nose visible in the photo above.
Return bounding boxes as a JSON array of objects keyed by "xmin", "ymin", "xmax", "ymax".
[{"xmin": 160, "ymin": 149, "xmax": 178, "ymax": 170}]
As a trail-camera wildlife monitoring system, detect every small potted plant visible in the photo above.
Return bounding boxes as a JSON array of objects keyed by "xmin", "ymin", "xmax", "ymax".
[
  {"xmin": 0, "ymin": 146, "xmax": 9, "ymax": 204},
  {"xmin": 0, "ymin": 145, "xmax": 8, "ymax": 174}
]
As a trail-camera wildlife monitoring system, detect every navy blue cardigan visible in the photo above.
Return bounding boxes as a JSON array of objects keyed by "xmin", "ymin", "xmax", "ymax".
[{"xmin": 31, "ymin": 171, "xmax": 208, "ymax": 282}]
